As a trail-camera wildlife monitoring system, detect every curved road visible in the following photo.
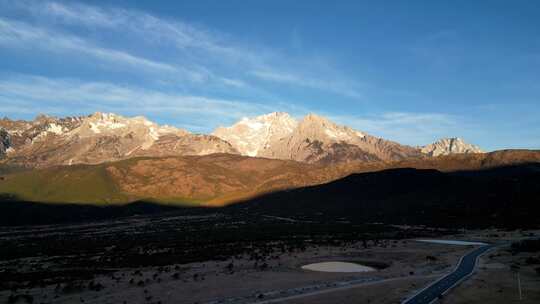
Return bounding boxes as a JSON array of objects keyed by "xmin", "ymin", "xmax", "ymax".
[{"xmin": 402, "ymin": 244, "xmax": 493, "ymax": 304}]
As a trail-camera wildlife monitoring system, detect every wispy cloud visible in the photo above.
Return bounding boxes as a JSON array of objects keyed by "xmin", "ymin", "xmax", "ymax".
[
  {"xmin": 0, "ymin": 75, "xmax": 284, "ymax": 132},
  {"xmin": 252, "ymin": 70, "xmax": 364, "ymax": 99},
  {"xmin": 33, "ymin": 1, "xmax": 238, "ymax": 55},
  {"xmin": 0, "ymin": 18, "xmax": 172, "ymax": 73},
  {"xmin": 2, "ymin": 0, "xmax": 364, "ymax": 99},
  {"xmin": 0, "ymin": 73, "xmax": 472, "ymax": 145}
]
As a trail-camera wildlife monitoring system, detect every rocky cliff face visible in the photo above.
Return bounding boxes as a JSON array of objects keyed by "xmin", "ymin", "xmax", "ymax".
[
  {"xmin": 0, "ymin": 128, "xmax": 10, "ymax": 158},
  {"xmin": 421, "ymin": 137, "xmax": 483, "ymax": 156},
  {"xmin": 0, "ymin": 113, "xmax": 237, "ymax": 168}
]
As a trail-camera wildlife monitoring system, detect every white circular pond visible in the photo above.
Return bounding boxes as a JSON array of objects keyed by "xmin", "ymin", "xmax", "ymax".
[{"xmin": 301, "ymin": 261, "xmax": 376, "ymax": 273}]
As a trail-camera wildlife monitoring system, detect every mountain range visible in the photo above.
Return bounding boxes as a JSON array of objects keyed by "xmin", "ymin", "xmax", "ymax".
[
  {"xmin": 7, "ymin": 111, "xmax": 538, "ymax": 209},
  {"xmin": 0, "ymin": 113, "xmax": 236, "ymax": 168},
  {"xmin": 0, "ymin": 112, "xmax": 483, "ymax": 168}
]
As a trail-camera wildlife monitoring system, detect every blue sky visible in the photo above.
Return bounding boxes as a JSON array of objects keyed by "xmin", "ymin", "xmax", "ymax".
[{"xmin": 0, "ymin": 0, "xmax": 539, "ymax": 150}]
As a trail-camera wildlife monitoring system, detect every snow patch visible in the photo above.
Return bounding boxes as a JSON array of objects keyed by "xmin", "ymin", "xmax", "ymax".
[
  {"xmin": 148, "ymin": 127, "xmax": 160, "ymax": 140},
  {"xmin": 325, "ymin": 128, "xmax": 338, "ymax": 139},
  {"xmin": 245, "ymin": 148, "xmax": 259, "ymax": 157},
  {"xmin": 89, "ymin": 122, "xmax": 101, "ymax": 134},
  {"xmin": 212, "ymin": 112, "xmax": 298, "ymax": 156},
  {"xmin": 47, "ymin": 123, "xmax": 64, "ymax": 135},
  {"xmin": 31, "ymin": 131, "xmax": 48, "ymax": 143},
  {"xmin": 242, "ymin": 119, "xmax": 265, "ymax": 131},
  {"xmin": 89, "ymin": 121, "xmax": 126, "ymax": 133}
]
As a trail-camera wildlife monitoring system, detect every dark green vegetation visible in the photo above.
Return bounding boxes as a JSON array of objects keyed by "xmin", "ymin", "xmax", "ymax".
[
  {"xmin": 0, "ymin": 197, "xmax": 182, "ymax": 226},
  {"xmin": 511, "ymin": 238, "xmax": 540, "ymax": 253},
  {"xmin": 0, "ymin": 163, "xmax": 132, "ymax": 204},
  {"xmin": 233, "ymin": 163, "xmax": 540, "ymax": 229},
  {"xmin": 510, "ymin": 239, "xmax": 540, "ymax": 278}
]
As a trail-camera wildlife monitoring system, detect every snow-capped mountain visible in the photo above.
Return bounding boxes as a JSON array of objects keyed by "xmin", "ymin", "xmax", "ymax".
[
  {"xmin": 0, "ymin": 113, "xmax": 236, "ymax": 168},
  {"xmin": 0, "ymin": 112, "xmax": 485, "ymax": 168},
  {"xmin": 214, "ymin": 113, "xmax": 422, "ymax": 164},
  {"xmin": 421, "ymin": 137, "xmax": 484, "ymax": 156},
  {"xmin": 212, "ymin": 112, "xmax": 297, "ymax": 156}
]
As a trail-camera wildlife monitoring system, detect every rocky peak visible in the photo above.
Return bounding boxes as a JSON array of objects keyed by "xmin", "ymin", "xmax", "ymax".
[
  {"xmin": 34, "ymin": 114, "xmax": 55, "ymax": 123},
  {"xmin": 296, "ymin": 113, "xmax": 364, "ymax": 142},
  {"xmin": 212, "ymin": 112, "xmax": 297, "ymax": 156},
  {"xmin": 76, "ymin": 112, "xmax": 189, "ymax": 143},
  {"xmin": 299, "ymin": 113, "xmax": 331, "ymax": 127},
  {"xmin": 421, "ymin": 137, "xmax": 484, "ymax": 156}
]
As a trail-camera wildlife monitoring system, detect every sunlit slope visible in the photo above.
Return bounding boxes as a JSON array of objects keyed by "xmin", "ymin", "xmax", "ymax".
[
  {"xmin": 0, "ymin": 164, "xmax": 132, "ymax": 204},
  {"xmin": 0, "ymin": 154, "xmax": 351, "ymax": 205},
  {"xmin": 0, "ymin": 150, "xmax": 538, "ymax": 205}
]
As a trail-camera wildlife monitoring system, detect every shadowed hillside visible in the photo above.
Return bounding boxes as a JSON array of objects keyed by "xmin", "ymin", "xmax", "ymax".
[
  {"xmin": 1, "ymin": 161, "xmax": 539, "ymax": 228},
  {"xmin": 0, "ymin": 196, "xmax": 186, "ymax": 226},
  {"xmin": 231, "ymin": 163, "xmax": 540, "ymax": 228},
  {"xmin": 0, "ymin": 150, "xmax": 538, "ymax": 215}
]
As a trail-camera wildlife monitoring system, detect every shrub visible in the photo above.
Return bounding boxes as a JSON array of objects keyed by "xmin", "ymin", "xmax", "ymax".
[{"xmin": 511, "ymin": 239, "xmax": 540, "ymax": 253}]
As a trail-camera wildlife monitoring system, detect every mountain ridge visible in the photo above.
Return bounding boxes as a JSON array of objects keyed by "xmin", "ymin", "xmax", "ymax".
[
  {"xmin": 0, "ymin": 112, "xmax": 237, "ymax": 168},
  {"xmin": 213, "ymin": 112, "xmax": 480, "ymax": 164},
  {"xmin": 1, "ymin": 111, "xmax": 483, "ymax": 168},
  {"xmin": 421, "ymin": 137, "xmax": 483, "ymax": 156}
]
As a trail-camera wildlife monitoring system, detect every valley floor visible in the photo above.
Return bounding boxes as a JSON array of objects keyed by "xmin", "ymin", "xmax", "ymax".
[
  {"xmin": 440, "ymin": 241, "xmax": 540, "ymax": 303},
  {"xmin": 0, "ymin": 212, "xmax": 538, "ymax": 304}
]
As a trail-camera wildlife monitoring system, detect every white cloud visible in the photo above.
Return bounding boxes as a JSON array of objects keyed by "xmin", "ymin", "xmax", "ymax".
[{"xmin": 220, "ymin": 77, "xmax": 247, "ymax": 88}]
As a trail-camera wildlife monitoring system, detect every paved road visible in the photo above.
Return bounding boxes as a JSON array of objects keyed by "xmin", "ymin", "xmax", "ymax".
[{"xmin": 402, "ymin": 244, "xmax": 493, "ymax": 304}]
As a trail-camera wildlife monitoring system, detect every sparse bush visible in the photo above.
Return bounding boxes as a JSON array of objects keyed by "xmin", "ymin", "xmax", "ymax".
[
  {"xmin": 8, "ymin": 294, "xmax": 34, "ymax": 304},
  {"xmin": 511, "ymin": 239, "xmax": 540, "ymax": 253},
  {"xmin": 62, "ymin": 281, "xmax": 85, "ymax": 293},
  {"xmin": 525, "ymin": 256, "xmax": 540, "ymax": 265},
  {"xmin": 88, "ymin": 281, "xmax": 104, "ymax": 292},
  {"xmin": 426, "ymin": 255, "xmax": 437, "ymax": 262}
]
